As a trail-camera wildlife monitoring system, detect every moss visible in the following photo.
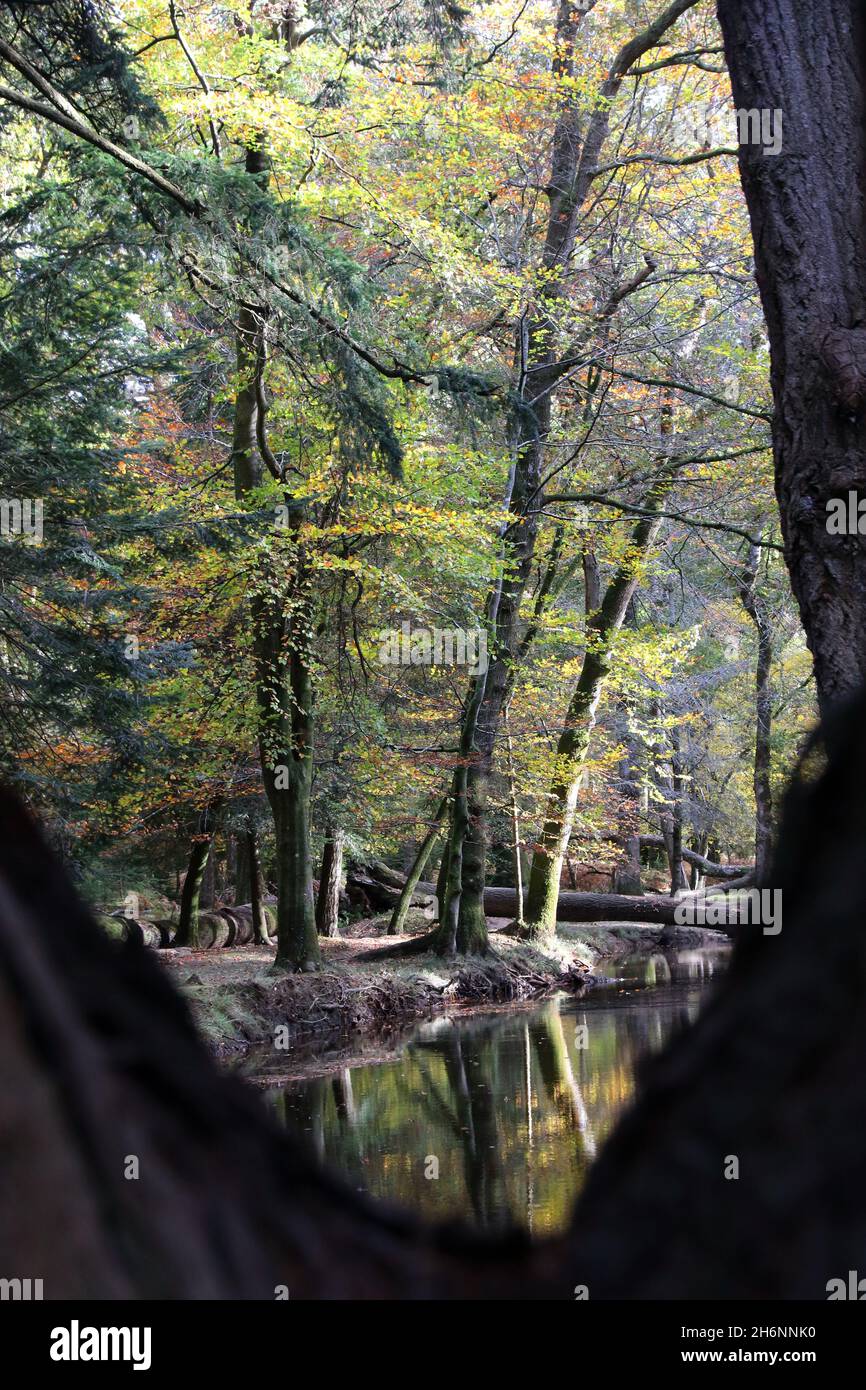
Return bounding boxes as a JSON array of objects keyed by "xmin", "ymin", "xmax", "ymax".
[
  {"xmin": 97, "ymin": 914, "xmax": 126, "ymax": 941},
  {"xmin": 181, "ymin": 984, "xmax": 262, "ymax": 1048}
]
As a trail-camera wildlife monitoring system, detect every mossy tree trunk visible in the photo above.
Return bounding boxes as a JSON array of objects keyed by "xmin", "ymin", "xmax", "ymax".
[
  {"xmin": 389, "ymin": 798, "xmax": 446, "ymax": 935},
  {"xmin": 176, "ymin": 806, "xmax": 219, "ymax": 948},
  {"xmin": 256, "ymin": 545, "xmax": 320, "ymax": 971},
  {"xmin": 247, "ymin": 819, "xmax": 269, "ymax": 944},
  {"xmin": 228, "ymin": 124, "xmax": 320, "ymax": 972},
  {"xmin": 523, "ymin": 477, "xmax": 674, "ymax": 938},
  {"xmin": 737, "ymin": 540, "xmax": 774, "ymax": 882}
]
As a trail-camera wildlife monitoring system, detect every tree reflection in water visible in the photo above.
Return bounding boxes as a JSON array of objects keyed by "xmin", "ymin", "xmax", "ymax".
[{"xmin": 272, "ymin": 946, "xmax": 729, "ymax": 1234}]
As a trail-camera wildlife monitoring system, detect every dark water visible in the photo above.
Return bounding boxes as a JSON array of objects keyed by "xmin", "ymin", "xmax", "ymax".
[{"xmin": 263, "ymin": 946, "xmax": 730, "ymax": 1235}]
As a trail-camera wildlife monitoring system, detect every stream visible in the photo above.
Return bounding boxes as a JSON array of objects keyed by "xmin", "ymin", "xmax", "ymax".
[{"xmin": 260, "ymin": 945, "xmax": 730, "ymax": 1235}]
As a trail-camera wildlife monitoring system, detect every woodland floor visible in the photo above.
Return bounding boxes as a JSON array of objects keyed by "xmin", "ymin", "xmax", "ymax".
[{"xmin": 159, "ymin": 912, "xmax": 728, "ymax": 1061}]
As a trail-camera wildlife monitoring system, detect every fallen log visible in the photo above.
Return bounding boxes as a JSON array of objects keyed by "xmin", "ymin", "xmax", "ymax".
[
  {"xmin": 103, "ymin": 915, "xmax": 163, "ymax": 949},
  {"xmin": 346, "ymin": 863, "xmax": 436, "ymax": 914},
  {"xmin": 196, "ymin": 911, "xmax": 231, "ymax": 950},
  {"xmin": 638, "ymin": 835, "xmax": 752, "ymax": 880},
  {"xmin": 219, "ymin": 906, "xmax": 254, "ymax": 946},
  {"xmin": 351, "ymin": 855, "xmax": 753, "ymax": 924},
  {"xmin": 482, "ymin": 887, "xmax": 682, "ymax": 924}
]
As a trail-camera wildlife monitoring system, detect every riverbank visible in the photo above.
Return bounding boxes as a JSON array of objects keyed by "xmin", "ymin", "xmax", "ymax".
[{"xmin": 160, "ymin": 914, "xmax": 729, "ymax": 1059}]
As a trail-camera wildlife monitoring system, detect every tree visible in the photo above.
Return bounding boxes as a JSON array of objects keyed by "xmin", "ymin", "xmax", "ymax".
[
  {"xmin": 523, "ymin": 471, "xmax": 674, "ymax": 936},
  {"xmin": 315, "ymin": 825, "xmax": 344, "ymax": 938},
  {"xmin": 436, "ymin": 0, "xmax": 703, "ymax": 955},
  {"xmin": 717, "ymin": 0, "xmax": 866, "ymax": 710},
  {"xmin": 736, "ymin": 539, "xmax": 774, "ymax": 882}
]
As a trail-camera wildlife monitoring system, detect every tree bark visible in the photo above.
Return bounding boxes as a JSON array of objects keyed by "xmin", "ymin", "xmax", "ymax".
[
  {"xmin": 523, "ymin": 476, "xmax": 675, "ymax": 938},
  {"xmin": 316, "ymin": 826, "xmax": 344, "ymax": 938},
  {"xmin": 737, "ymin": 542, "xmax": 774, "ymax": 882},
  {"xmin": 176, "ymin": 839, "xmax": 211, "ymax": 949},
  {"xmin": 717, "ymin": 0, "xmax": 866, "ymax": 711},
  {"xmin": 612, "ymin": 730, "xmax": 644, "ymax": 895},
  {"xmin": 176, "ymin": 803, "xmax": 220, "ymax": 948},
  {"xmin": 257, "ymin": 562, "xmax": 320, "ymax": 971},
  {"xmin": 388, "ymin": 799, "xmax": 446, "ymax": 935},
  {"xmin": 247, "ymin": 820, "xmax": 269, "ymax": 944}
]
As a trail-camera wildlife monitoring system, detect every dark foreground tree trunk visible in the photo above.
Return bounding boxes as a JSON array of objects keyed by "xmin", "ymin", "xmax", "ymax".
[
  {"xmin": 4, "ymin": 688, "xmax": 866, "ymax": 1296},
  {"xmin": 717, "ymin": 0, "xmax": 866, "ymax": 711}
]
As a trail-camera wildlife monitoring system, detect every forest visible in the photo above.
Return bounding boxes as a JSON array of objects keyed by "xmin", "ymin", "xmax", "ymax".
[{"xmin": 1, "ymin": 0, "xmax": 865, "ymax": 1317}]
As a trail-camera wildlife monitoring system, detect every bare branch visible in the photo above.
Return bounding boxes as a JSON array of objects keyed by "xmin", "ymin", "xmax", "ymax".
[
  {"xmin": 591, "ymin": 146, "xmax": 738, "ymax": 179},
  {"xmin": 167, "ymin": 0, "xmax": 221, "ymax": 158}
]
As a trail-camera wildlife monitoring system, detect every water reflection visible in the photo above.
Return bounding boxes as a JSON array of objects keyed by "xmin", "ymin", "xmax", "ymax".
[{"xmin": 266, "ymin": 945, "xmax": 729, "ymax": 1234}]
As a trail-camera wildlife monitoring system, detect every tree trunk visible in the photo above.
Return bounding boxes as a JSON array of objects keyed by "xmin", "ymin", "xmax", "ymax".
[
  {"xmin": 176, "ymin": 837, "xmax": 211, "ymax": 950},
  {"xmin": 668, "ymin": 725, "xmax": 687, "ymax": 896},
  {"xmin": 247, "ymin": 821, "xmax": 269, "ymax": 944},
  {"xmin": 436, "ymin": 0, "xmax": 697, "ymax": 953},
  {"xmin": 523, "ymin": 476, "xmax": 674, "ymax": 938},
  {"xmin": 199, "ymin": 838, "xmax": 216, "ymax": 911},
  {"xmin": 388, "ymin": 799, "xmax": 445, "ymax": 935},
  {"xmin": 612, "ymin": 725, "xmax": 644, "ymax": 895},
  {"xmin": 737, "ymin": 542, "xmax": 774, "ymax": 883},
  {"xmin": 504, "ymin": 713, "xmax": 525, "ymax": 925},
  {"xmin": 229, "ymin": 135, "xmax": 320, "ymax": 972},
  {"xmin": 435, "ymin": 836, "xmax": 450, "ymax": 920},
  {"xmin": 717, "ymin": 0, "xmax": 866, "ymax": 711},
  {"xmin": 258, "ymin": 568, "xmax": 320, "ymax": 971},
  {"xmin": 316, "ymin": 825, "xmax": 344, "ymax": 938},
  {"xmin": 176, "ymin": 802, "xmax": 221, "ymax": 948}
]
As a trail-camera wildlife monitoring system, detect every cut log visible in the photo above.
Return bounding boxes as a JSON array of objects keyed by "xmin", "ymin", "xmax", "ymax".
[
  {"xmin": 152, "ymin": 920, "xmax": 176, "ymax": 948},
  {"xmin": 196, "ymin": 911, "xmax": 230, "ymax": 950},
  {"xmin": 219, "ymin": 906, "xmax": 254, "ymax": 946},
  {"xmin": 105, "ymin": 916, "xmax": 163, "ymax": 949}
]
